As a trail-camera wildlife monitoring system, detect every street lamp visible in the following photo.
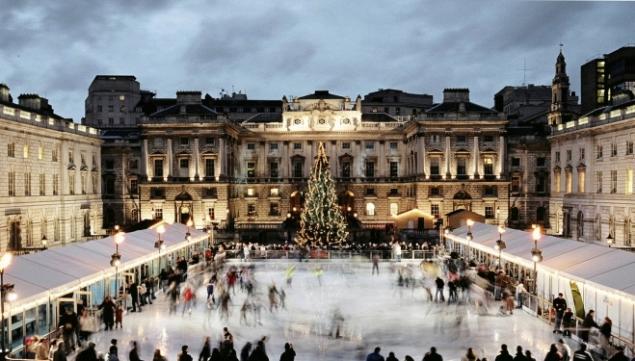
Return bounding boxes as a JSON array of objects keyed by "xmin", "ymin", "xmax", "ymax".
[
  {"xmin": 466, "ymin": 219, "xmax": 474, "ymax": 259},
  {"xmin": 607, "ymin": 233, "xmax": 614, "ymax": 248},
  {"xmin": 111, "ymin": 231, "xmax": 124, "ymax": 299},
  {"xmin": 154, "ymin": 224, "xmax": 166, "ymax": 274},
  {"xmin": 531, "ymin": 226, "xmax": 543, "ymax": 293},
  {"xmin": 0, "ymin": 252, "xmax": 17, "ymax": 359},
  {"xmin": 495, "ymin": 225, "xmax": 507, "ymax": 267}
]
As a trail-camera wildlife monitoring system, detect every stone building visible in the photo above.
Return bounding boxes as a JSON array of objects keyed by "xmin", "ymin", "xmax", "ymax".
[
  {"xmin": 549, "ymin": 52, "xmax": 635, "ymax": 247},
  {"xmin": 0, "ymin": 84, "xmax": 103, "ymax": 251}
]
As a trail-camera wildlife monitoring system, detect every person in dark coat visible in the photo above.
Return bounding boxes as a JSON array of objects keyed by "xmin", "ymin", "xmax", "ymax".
[
  {"xmin": 279, "ymin": 343, "xmax": 295, "ymax": 361},
  {"xmin": 572, "ymin": 343, "xmax": 593, "ymax": 361},
  {"xmin": 76, "ymin": 342, "xmax": 98, "ymax": 361},
  {"xmin": 129, "ymin": 341, "xmax": 141, "ymax": 361},
  {"xmin": 608, "ymin": 346, "xmax": 629, "ymax": 361},
  {"xmin": 386, "ymin": 352, "xmax": 399, "ymax": 361},
  {"xmin": 240, "ymin": 343, "xmax": 252, "ymax": 361},
  {"xmin": 248, "ymin": 341, "xmax": 269, "ymax": 361},
  {"xmin": 199, "ymin": 337, "xmax": 211, "ymax": 361},
  {"xmin": 580, "ymin": 310, "xmax": 599, "ymax": 343},
  {"xmin": 53, "ymin": 342, "xmax": 67, "ymax": 361},
  {"xmin": 59, "ymin": 308, "xmax": 78, "ymax": 353},
  {"xmin": 514, "ymin": 346, "xmax": 528, "ymax": 361},
  {"xmin": 435, "ymin": 278, "xmax": 445, "ymax": 302},
  {"xmin": 423, "ymin": 347, "xmax": 443, "ymax": 361},
  {"xmin": 366, "ymin": 347, "xmax": 385, "ymax": 361},
  {"xmin": 179, "ymin": 345, "xmax": 193, "ymax": 361},
  {"xmin": 99, "ymin": 296, "xmax": 116, "ymax": 331},
  {"xmin": 562, "ymin": 308, "xmax": 574, "ymax": 337},
  {"xmin": 495, "ymin": 345, "xmax": 513, "ymax": 361},
  {"xmin": 544, "ymin": 344, "xmax": 562, "ymax": 361},
  {"xmin": 552, "ymin": 293, "xmax": 567, "ymax": 334},
  {"xmin": 129, "ymin": 282, "xmax": 141, "ymax": 312}
]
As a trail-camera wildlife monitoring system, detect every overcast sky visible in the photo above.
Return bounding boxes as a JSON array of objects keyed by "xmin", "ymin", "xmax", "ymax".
[{"xmin": 1, "ymin": 0, "xmax": 635, "ymax": 121}]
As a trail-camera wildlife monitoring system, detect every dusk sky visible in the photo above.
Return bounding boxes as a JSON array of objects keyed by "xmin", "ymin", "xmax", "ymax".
[{"xmin": 2, "ymin": 0, "xmax": 635, "ymax": 121}]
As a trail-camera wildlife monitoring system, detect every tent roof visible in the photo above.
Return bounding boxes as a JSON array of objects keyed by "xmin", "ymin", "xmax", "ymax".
[
  {"xmin": 448, "ymin": 222, "xmax": 635, "ymax": 299},
  {"xmin": 4, "ymin": 222, "xmax": 207, "ymax": 309},
  {"xmin": 393, "ymin": 208, "xmax": 435, "ymax": 219}
]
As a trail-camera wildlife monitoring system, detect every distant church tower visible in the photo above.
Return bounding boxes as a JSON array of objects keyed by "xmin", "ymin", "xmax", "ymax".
[{"xmin": 548, "ymin": 49, "xmax": 572, "ymax": 126}]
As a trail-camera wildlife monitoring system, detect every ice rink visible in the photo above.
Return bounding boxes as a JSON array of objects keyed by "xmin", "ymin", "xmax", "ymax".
[{"xmin": 90, "ymin": 260, "xmax": 570, "ymax": 361}]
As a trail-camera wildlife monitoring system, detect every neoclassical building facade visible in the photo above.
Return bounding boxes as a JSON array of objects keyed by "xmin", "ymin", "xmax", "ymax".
[
  {"xmin": 110, "ymin": 88, "xmax": 510, "ymax": 231},
  {"xmin": 0, "ymin": 84, "xmax": 103, "ymax": 251}
]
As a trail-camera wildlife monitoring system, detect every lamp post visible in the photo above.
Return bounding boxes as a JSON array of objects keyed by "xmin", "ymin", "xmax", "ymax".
[
  {"xmin": 154, "ymin": 225, "xmax": 166, "ymax": 275},
  {"xmin": 0, "ymin": 252, "xmax": 16, "ymax": 360},
  {"xmin": 495, "ymin": 225, "xmax": 507, "ymax": 268},
  {"xmin": 111, "ymin": 231, "xmax": 124, "ymax": 300},
  {"xmin": 466, "ymin": 219, "xmax": 474, "ymax": 260},
  {"xmin": 443, "ymin": 227, "xmax": 450, "ymax": 251},
  {"xmin": 607, "ymin": 233, "xmax": 614, "ymax": 248},
  {"xmin": 185, "ymin": 220, "xmax": 193, "ymax": 259},
  {"xmin": 531, "ymin": 226, "xmax": 543, "ymax": 294}
]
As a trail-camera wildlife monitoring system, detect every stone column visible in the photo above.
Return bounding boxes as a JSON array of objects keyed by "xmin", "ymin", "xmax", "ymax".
[
  {"xmin": 473, "ymin": 136, "xmax": 480, "ymax": 179},
  {"xmin": 444, "ymin": 135, "xmax": 451, "ymax": 179},
  {"xmin": 259, "ymin": 142, "xmax": 266, "ymax": 177},
  {"xmin": 419, "ymin": 134, "xmax": 427, "ymax": 177},
  {"xmin": 166, "ymin": 138, "xmax": 173, "ymax": 179},
  {"xmin": 193, "ymin": 138, "xmax": 200, "ymax": 180},
  {"xmin": 497, "ymin": 135, "xmax": 505, "ymax": 179},
  {"xmin": 282, "ymin": 141, "xmax": 289, "ymax": 178},
  {"xmin": 142, "ymin": 139, "xmax": 151, "ymax": 179},
  {"xmin": 217, "ymin": 137, "xmax": 224, "ymax": 178},
  {"xmin": 378, "ymin": 142, "xmax": 386, "ymax": 177}
]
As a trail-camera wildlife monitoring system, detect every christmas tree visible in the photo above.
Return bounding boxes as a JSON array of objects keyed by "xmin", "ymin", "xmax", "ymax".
[{"xmin": 296, "ymin": 142, "xmax": 349, "ymax": 247}]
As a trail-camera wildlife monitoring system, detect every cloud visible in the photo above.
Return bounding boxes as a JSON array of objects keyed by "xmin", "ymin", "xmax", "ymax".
[{"xmin": 1, "ymin": 0, "xmax": 634, "ymax": 120}]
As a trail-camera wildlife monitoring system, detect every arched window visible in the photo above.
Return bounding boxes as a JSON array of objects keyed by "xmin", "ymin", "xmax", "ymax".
[
  {"xmin": 390, "ymin": 203, "xmax": 399, "ymax": 217},
  {"xmin": 510, "ymin": 207, "xmax": 519, "ymax": 221},
  {"xmin": 366, "ymin": 203, "xmax": 376, "ymax": 216}
]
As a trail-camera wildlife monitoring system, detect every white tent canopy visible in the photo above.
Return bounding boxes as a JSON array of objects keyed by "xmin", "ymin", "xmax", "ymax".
[{"xmin": 4, "ymin": 222, "xmax": 208, "ymax": 311}]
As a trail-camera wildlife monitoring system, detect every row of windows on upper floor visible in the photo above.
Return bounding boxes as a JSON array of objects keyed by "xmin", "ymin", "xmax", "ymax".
[
  {"xmin": 552, "ymin": 168, "xmax": 634, "ymax": 195},
  {"xmin": 6, "ymin": 143, "xmax": 97, "ymax": 168},
  {"xmin": 554, "ymin": 141, "xmax": 635, "ymax": 163},
  {"xmin": 6, "ymin": 172, "xmax": 99, "ymax": 197}
]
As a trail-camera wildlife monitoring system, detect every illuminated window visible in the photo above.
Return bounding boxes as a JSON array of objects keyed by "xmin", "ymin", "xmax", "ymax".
[
  {"xmin": 565, "ymin": 170, "xmax": 572, "ymax": 193},
  {"xmin": 554, "ymin": 170, "xmax": 561, "ymax": 193},
  {"xmin": 247, "ymin": 188, "xmax": 255, "ymax": 197},
  {"xmin": 270, "ymin": 188, "xmax": 279, "ymax": 197},
  {"xmin": 431, "ymin": 204, "xmax": 440, "ymax": 217},
  {"xmin": 366, "ymin": 203, "xmax": 375, "ymax": 216},
  {"xmin": 627, "ymin": 169, "xmax": 633, "ymax": 195},
  {"xmin": 484, "ymin": 158, "xmax": 494, "ymax": 175},
  {"xmin": 577, "ymin": 169, "xmax": 585, "ymax": 193},
  {"xmin": 38, "ymin": 145, "xmax": 43, "ymax": 160},
  {"xmin": 390, "ymin": 203, "xmax": 399, "ymax": 217},
  {"xmin": 23, "ymin": 144, "xmax": 29, "ymax": 158}
]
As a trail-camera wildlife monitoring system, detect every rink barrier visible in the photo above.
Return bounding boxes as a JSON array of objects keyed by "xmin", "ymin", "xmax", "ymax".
[{"xmin": 223, "ymin": 249, "xmax": 442, "ymax": 260}]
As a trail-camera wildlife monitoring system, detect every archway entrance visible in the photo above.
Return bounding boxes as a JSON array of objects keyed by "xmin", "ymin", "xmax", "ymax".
[
  {"xmin": 175, "ymin": 191, "xmax": 194, "ymax": 224},
  {"xmin": 289, "ymin": 191, "xmax": 304, "ymax": 217}
]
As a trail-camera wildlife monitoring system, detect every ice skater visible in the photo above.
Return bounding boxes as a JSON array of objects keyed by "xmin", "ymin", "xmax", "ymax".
[
  {"xmin": 285, "ymin": 265, "xmax": 296, "ymax": 287},
  {"xmin": 313, "ymin": 266, "xmax": 324, "ymax": 286},
  {"xmin": 372, "ymin": 254, "xmax": 380, "ymax": 275},
  {"xmin": 268, "ymin": 283, "xmax": 280, "ymax": 312}
]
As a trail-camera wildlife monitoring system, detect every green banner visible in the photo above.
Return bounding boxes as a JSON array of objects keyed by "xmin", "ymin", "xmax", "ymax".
[{"xmin": 570, "ymin": 281, "xmax": 585, "ymax": 319}]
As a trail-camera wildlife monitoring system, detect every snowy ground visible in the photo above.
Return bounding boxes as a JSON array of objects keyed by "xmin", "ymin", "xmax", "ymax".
[{"xmin": 91, "ymin": 260, "xmax": 571, "ymax": 361}]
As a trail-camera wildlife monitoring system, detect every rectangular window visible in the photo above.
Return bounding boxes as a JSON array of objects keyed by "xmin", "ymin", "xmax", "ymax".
[
  {"xmin": 511, "ymin": 176, "xmax": 521, "ymax": 193},
  {"xmin": 485, "ymin": 206, "xmax": 494, "ymax": 219},
  {"xmin": 270, "ymin": 162, "xmax": 279, "ymax": 178},
  {"xmin": 24, "ymin": 172, "xmax": 31, "ymax": 196},
  {"xmin": 430, "ymin": 187, "xmax": 441, "ymax": 196},
  {"xmin": 555, "ymin": 151, "xmax": 560, "ymax": 162},
  {"xmin": 53, "ymin": 174, "xmax": 59, "ymax": 195},
  {"xmin": 456, "ymin": 135, "xmax": 467, "ymax": 145},
  {"xmin": 179, "ymin": 159, "xmax": 189, "ymax": 169},
  {"xmin": 81, "ymin": 173, "xmax": 87, "ymax": 194},
  {"xmin": 430, "ymin": 158, "xmax": 440, "ymax": 175},
  {"xmin": 293, "ymin": 160, "xmax": 303, "ymax": 178},
  {"xmin": 92, "ymin": 173, "xmax": 98, "ymax": 194},
  {"xmin": 431, "ymin": 204, "xmax": 440, "ymax": 217},
  {"xmin": 154, "ymin": 159, "xmax": 164, "ymax": 177},
  {"xmin": 484, "ymin": 158, "xmax": 494, "ymax": 175},
  {"xmin": 179, "ymin": 138, "xmax": 189, "ymax": 146},
  {"xmin": 38, "ymin": 145, "xmax": 43, "ymax": 160},
  {"xmin": 247, "ymin": 204, "xmax": 257, "ymax": 216},
  {"xmin": 105, "ymin": 159, "xmax": 114, "ymax": 169},
  {"xmin": 536, "ymin": 157, "xmax": 546, "ymax": 167},
  {"xmin": 611, "ymin": 170, "xmax": 618, "ymax": 193},
  {"xmin": 154, "ymin": 208, "xmax": 163, "ymax": 220},
  {"xmin": 511, "ymin": 157, "xmax": 520, "ymax": 167},
  {"xmin": 566, "ymin": 150, "xmax": 572, "ymax": 161},
  {"xmin": 611, "ymin": 143, "xmax": 618, "ymax": 157},
  {"xmin": 578, "ymin": 170, "xmax": 585, "ymax": 193},
  {"xmin": 456, "ymin": 158, "xmax": 467, "ymax": 176},
  {"xmin": 208, "ymin": 207, "xmax": 215, "ymax": 220},
  {"xmin": 269, "ymin": 143, "xmax": 278, "ymax": 151},
  {"xmin": 596, "ymin": 172, "xmax": 603, "ymax": 193},
  {"xmin": 52, "ymin": 148, "xmax": 58, "ymax": 162},
  {"xmin": 270, "ymin": 188, "xmax": 279, "ymax": 197},
  {"xmin": 293, "ymin": 142, "xmax": 302, "ymax": 150},
  {"xmin": 342, "ymin": 142, "xmax": 351, "ymax": 149},
  {"xmin": 204, "ymin": 137, "xmax": 214, "ymax": 146},
  {"xmin": 39, "ymin": 174, "xmax": 45, "ymax": 196},
  {"xmin": 8, "ymin": 172, "xmax": 15, "ymax": 196},
  {"xmin": 341, "ymin": 161, "xmax": 351, "ymax": 178},
  {"xmin": 205, "ymin": 159, "xmax": 215, "ymax": 178},
  {"xmin": 390, "ymin": 161, "xmax": 399, "ymax": 178},
  {"xmin": 430, "ymin": 135, "xmax": 440, "ymax": 144},
  {"xmin": 627, "ymin": 141, "xmax": 634, "ymax": 155},
  {"xmin": 247, "ymin": 143, "xmax": 256, "ymax": 150},
  {"xmin": 23, "ymin": 144, "xmax": 29, "ymax": 159},
  {"xmin": 596, "ymin": 145, "xmax": 603, "ymax": 159},
  {"xmin": 130, "ymin": 179, "xmax": 138, "ymax": 194},
  {"xmin": 536, "ymin": 175, "xmax": 546, "ymax": 193},
  {"xmin": 626, "ymin": 169, "xmax": 633, "ymax": 195},
  {"xmin": 269, "ymin": 203, "xmax": 280, "ymax": 216},
  {"xmin": 365, "ymin": 188, "xmax": 376, "ymax": 196},
  {"xmin": 365, "ymin": 161, "xmax": 375, "ymax": 178},
  {"xmin": 554, "ymin": 172, "xmax": 561, "ymax": 193},
  {"xmin": 247, "ymin": 162, "xmax": 256, "ymax": 178},
  {"xmin": 565, "ymin": 171, "xmax": 572, "ymax": 193},
  {"xmin": 389, "ymin": 142, "xmax": 398, "ymax": 150},
  {"xmin": 365, "ymin": 141, "xmax": 374, "ymax": 150},
  {"xmin": 580, "ymin": 148, "xmax": 585, "ymax": 160},
  {"xmin": 483, "ymin": 135, "xmax": 494, "ymax": 143},
  {"xmin": 69, "ymin": 173, "xmax": 75, "ymax": 195},
  {"xmin": 68, "ymin": 151, "xmax": 74, "ymax": 164}
]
